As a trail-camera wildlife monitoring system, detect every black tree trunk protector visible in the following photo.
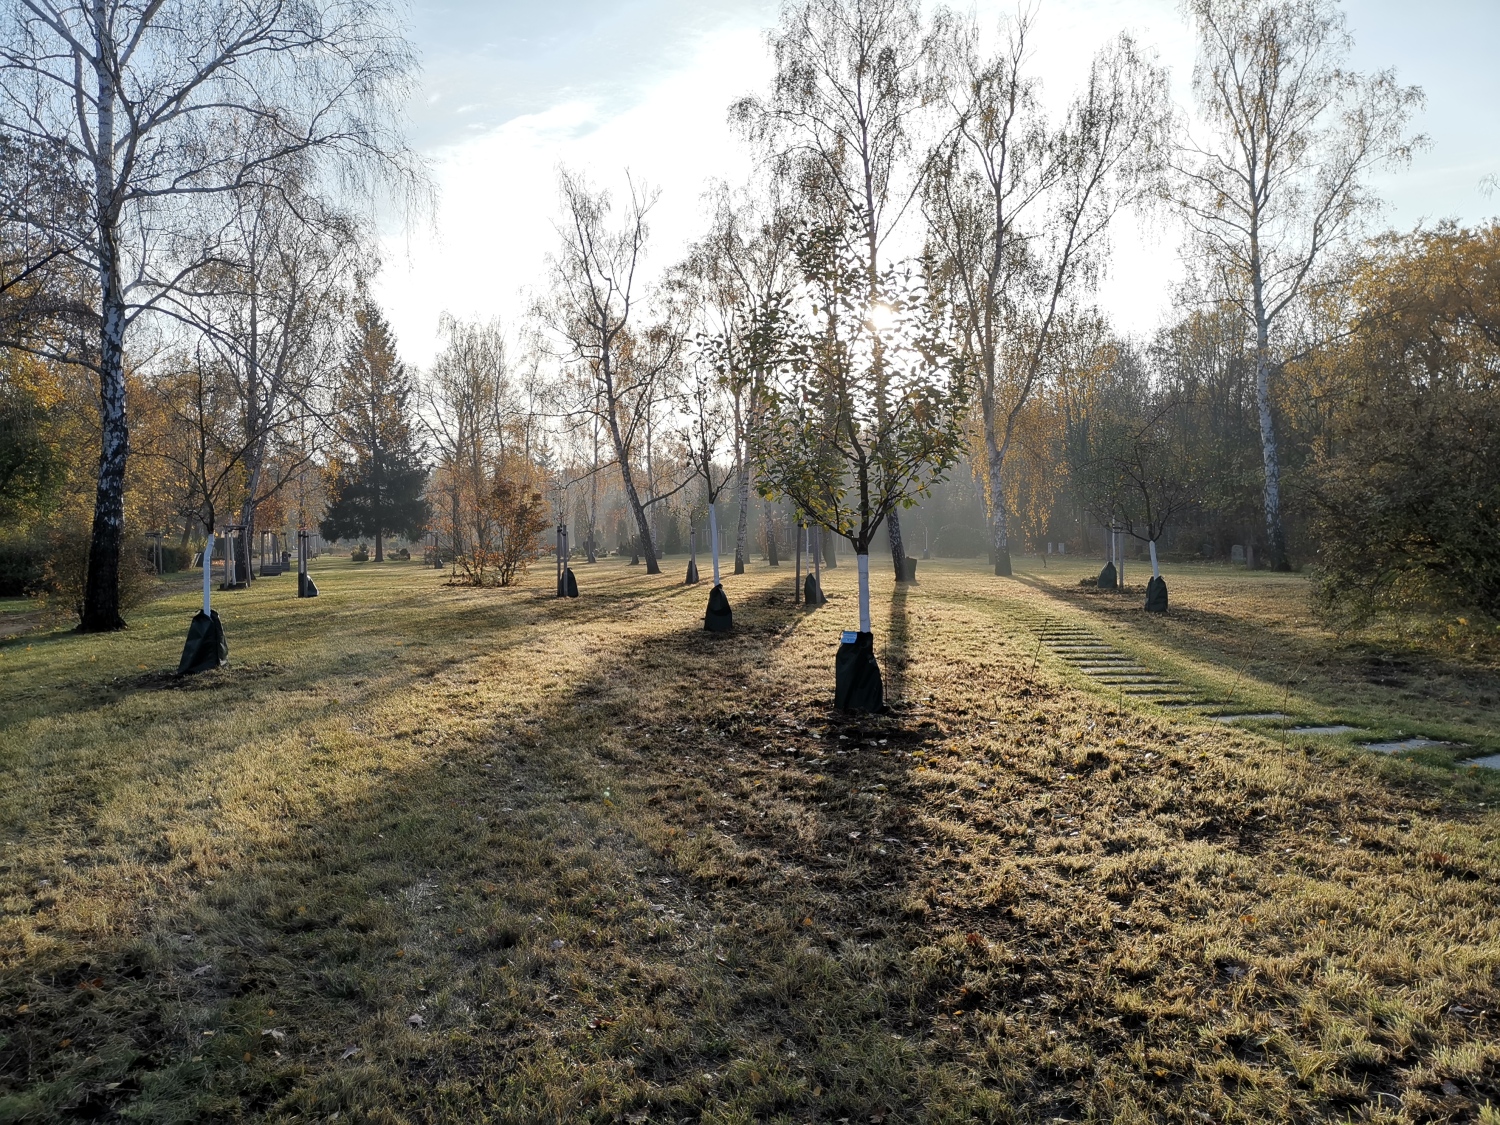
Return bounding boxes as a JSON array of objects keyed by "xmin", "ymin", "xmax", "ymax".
[
  {"xmin": 704, "ymin": 584, "xmax": 732, "ymax": 632},
  {"xmin": 298, "ymin": 574, "xmax": 319, "ymax": 598},
  {"xmin": 564, "ymin": 568, "xmax": 579, "ymax": 598},
  {"xmin": 835, "ymin": 631, "xmax": 883, "ymax": 713},
  {"xmin": 1145, "ymin": 575, "xmax": 1168, "ymax": 613},
  {"xmin": 803, "ymin": 573, "xmax": 826, "ymax": 605},
  {"xmin": 994, "ymin": 548, "xmax": 1012, "ymax": 577},
  {"xmin": 686, "ymin": 559, "xmax": 699, "ymax": 585},
  {"xmin": 178, "ymin": 610, "xmax": 227, "ymax": 675},
  {"xmin": 1097, "ymin": 561, "xmax": 1118, "ymax": 590}
]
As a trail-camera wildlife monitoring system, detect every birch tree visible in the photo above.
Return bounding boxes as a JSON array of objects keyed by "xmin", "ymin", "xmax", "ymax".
[
  {"xmin": 677, "ymin": 184, "xmax": 798, "ymax": 575},
  {"xmin": 752, "ymin": 224, "xmax": 966, "ymax": 640},
  {"xmin": 423, "ymin": 315, "xmax": 515, "ymax": 566},
  {"xmin": 184, "ymin": 175, "xmax": 365, "ymax": 582},
  {"xmin": 0, "ymin": 0, "xmax": 419, "ymax": 629},
  {"xmin": 734, "ymin": 0, "xmax": 939, "ymax": 583},
  {"xmin": 926, "ymin": 12, "xmax": 1169, "ymax": 576},
  {"xmin": 1175, "ymin": 0, "xmax": 1423, "ymax": 570},
  {"xmin": 545, "ymin": 170, "xmax": 683, "ymax": 576}
]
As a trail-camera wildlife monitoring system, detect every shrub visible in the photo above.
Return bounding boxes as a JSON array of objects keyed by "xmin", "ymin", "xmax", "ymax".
[
  {"xmin": 351, "ymin": 543, "xmax": 370, "ymax": 562},
  {"xmin": 395, "ymin": 547, "xmax": 410, "ymax": 560},
  {"xmin": 8, "ymin": 524, "xmax": 157, "ymax": 621},
  {"xmin": 0, "ymin": 534, "xmax": 48, "ymax": 597}
]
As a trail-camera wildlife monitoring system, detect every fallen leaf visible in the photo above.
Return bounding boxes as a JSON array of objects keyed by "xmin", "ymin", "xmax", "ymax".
[
  {"xmin": 340, "ymin": 1045, "xmax": 360, "ymax": 1061},
  {"xmin": 190, "ymin": 965, "xmax": 213, "ymax": 977},
  {"xmin": 261, "ymin": 1028, "xmax": 286, "ymax": 1041},
  {"xmin": 406, "ymin": 1014, "xmax": 424, "ymax": 1028}
]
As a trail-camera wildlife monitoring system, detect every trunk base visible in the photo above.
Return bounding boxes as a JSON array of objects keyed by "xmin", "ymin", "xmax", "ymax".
[
  {"xmin": 178, "ymin": 610, "xmax": 227, "ymax": 675},
  {"xmin": 1145, "ymin": 575, "xmax": 1168, "ymax": 613},
  {"xmin": 803, "ymin": 574, "xmax": 826, "ymax": 606},
  {"xmin": 835, "ymin": 631, "xmax": 883, "ymax": 713},
  {"xmin": 704, "ymin": 584, "xmax": 732, "ymax": 632},
  {"xmin": 298, "ymin": 574, "xmax": 319, "ymax": 598},
  {"xmin": 1097, "ymin": 561, "xmax": 1117, "ymax": 590},
  {"xmin": 994, "ymin": 549, "xmax": 1012, "ymax": 577},
  {"xmin": 686, "ymin": 559, "xmax": 700, "ymax": 585}
]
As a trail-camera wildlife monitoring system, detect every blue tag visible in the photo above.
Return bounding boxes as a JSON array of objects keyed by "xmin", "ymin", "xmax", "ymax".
[{"xmin": 841, "ymin": 631, "xmax": 858, "ymax": 644}]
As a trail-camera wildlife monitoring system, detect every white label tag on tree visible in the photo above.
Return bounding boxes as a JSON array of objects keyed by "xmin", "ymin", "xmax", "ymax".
[{"xmin": 841, "ymin": 631, "xmax": 858, "ymax": 644}]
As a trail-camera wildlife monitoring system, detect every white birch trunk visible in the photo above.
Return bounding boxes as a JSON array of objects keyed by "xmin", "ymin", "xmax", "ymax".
[
  {"xmin": 709, "ymin": 504, "xmax": 722, "ymax": 585},
  {"xmin": 857, "ymin": 553, "xmax": 871, "ymax": 633}
]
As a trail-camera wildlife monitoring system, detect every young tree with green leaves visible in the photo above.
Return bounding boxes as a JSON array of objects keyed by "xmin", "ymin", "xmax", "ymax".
[
  {"xmin": 752, "ymin": 224, "xmax": 966, "ymax": 702},
  {"xmin": 735, "ymin": 0, "xmax": 941, "ymax": 584}
]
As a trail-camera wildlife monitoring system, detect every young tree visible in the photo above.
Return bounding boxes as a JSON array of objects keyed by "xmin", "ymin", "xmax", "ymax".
[
  {"xmin": 321, "ymin": 300, "xmax": 427, "ymax": 560},
  {"xmin": 926, "ymin": 13, "xmax": 1170, "ymax": 576},
  {"xmin": 735, "ymin": 0, "xmax": 940, "ymax": 583},
  {"xmin": 423, "ymin": 315, "xmax": 516, "ymax": 568},
  {"xmin": 752, "ymin": 224, "xmax": 966, "ymax": 698},
  {"xmin": 544, "ymin": 170, "xmax": 683, "ymax": 575},
  {"xmin": 1174, "ymin": 0, "xmax": 1424, "ymax": 570},
  {"xmin": 0, "ymin": 0, "xmax": 419, "ymax": 630}
]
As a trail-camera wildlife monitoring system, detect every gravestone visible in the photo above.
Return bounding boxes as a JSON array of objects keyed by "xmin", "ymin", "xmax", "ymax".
[
  {"xmin": 804, "ymin": 573, "xmax": 826, "ymax": 605},
  {"xmin": 1231, "ymin": 544, "xmax": 1245, "ymax": 564}
]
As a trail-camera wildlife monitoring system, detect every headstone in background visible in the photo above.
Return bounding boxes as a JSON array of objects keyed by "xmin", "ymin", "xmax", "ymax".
[{"xmin": 1231, "ymin": 544, "xmax": 1245, "ymax": 564}]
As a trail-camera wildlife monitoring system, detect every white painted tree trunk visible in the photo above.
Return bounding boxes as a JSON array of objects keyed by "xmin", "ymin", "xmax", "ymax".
[
  {"xmin": 203, "ymin": 531, "xmax": 214, "ymax": 615},
  {"xmin": 709, "ymin": 504, "xmax": 721, "ymax": 585},
  {"xmin": 1149, "ymin": 539, "xmax": 1160, "ymax": 579},
  {"xmin": 857, "ymin": 553, "xmax": 871, "ymax": 633}
]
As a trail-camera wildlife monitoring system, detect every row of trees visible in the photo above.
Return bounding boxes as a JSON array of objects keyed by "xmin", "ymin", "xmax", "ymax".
[{"xmin": 1, "ymin": 0, "xmax": 1493, "ymax": 636}]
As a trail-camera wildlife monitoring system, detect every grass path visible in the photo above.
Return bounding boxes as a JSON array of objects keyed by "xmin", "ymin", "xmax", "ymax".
[{"xmin": 1, "ymin": 556, "xmax": 1498, "ymax": 1122}]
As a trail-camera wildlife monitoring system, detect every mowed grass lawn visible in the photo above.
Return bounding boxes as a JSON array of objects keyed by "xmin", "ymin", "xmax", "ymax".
[{"xmin": 1, "ymin": 552, "xmax": 1499, "ymax": 1123}]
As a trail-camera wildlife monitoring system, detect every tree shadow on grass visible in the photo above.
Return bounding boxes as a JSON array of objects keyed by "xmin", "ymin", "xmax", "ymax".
[
  {"xmin": 9, "ymin": 563, "xmax": 1491, "ymax": 1123},
  {"xmin": 0, "ymin": 567, "xmax": 966, "ymax": 1123}
]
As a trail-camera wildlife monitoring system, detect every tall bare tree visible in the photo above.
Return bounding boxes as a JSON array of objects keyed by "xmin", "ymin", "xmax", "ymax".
[
  {"xmin": 735, "ymin": 0, "xmax": 939, "ymax": 582},
  {"xmin": 183, "ymin": 173, "xmax": 366, "ymax": 581},
  {"xmin": 677, "ymin": 183, "xmax": 798, "ymax": 575},
  {"xmin": 926, "ymin": 13, "xmax": 1170, "ymax": 575},
  {"xmin": 423, "ymin": 315, "xmax": 516, "ymax": 564},
  {"xmin": 545, "ymin": 170, "xmax": 684, "ymax": 576},
  {"xmin": 1175, "ymin": 0, "xmax": 1423, "ymax": 570},
  {"xmin": 0, "ymin": 0, "xmax": 420, "ymax": 629}
]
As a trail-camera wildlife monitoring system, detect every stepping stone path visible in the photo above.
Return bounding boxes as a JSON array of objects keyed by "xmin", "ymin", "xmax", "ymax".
[
  {"xmin": 1037, "ymin": 626, "xmax": 1209, "ymax": 710},
  {"xmin": 1365, "ymin": 738, "xmax": 1447, "ymax": 753},
  {"xmin": 1026, "ymin": 611, "xmax": 1497, "ymax": 768}
]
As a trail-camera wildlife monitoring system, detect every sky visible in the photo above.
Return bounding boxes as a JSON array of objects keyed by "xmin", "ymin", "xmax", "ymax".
[{"xmin": 372, "ymin": 0, "xmax": 1500, "ymax": 368}]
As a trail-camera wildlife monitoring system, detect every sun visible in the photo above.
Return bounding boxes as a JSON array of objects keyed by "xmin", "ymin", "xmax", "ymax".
[{"xmin": 866, "ymin": 301, "xmax": 897, "ymax": 334}]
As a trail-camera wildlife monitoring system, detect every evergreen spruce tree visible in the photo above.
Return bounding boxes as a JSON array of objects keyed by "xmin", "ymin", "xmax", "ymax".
[{"xmin": 321, "ymin": 300, "xmax": 428, "ymax": 560}]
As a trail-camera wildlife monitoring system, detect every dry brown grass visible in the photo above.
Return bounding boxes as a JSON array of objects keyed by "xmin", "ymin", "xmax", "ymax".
[{"xmin": 1, "ymin": 554, "xmax": 1498, "ymax": 1123}]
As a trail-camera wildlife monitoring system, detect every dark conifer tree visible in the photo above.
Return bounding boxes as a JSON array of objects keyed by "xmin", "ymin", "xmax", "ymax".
[{"xmin": 321, "ymin": 300, "xmax": 428, "ymax": 560}]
